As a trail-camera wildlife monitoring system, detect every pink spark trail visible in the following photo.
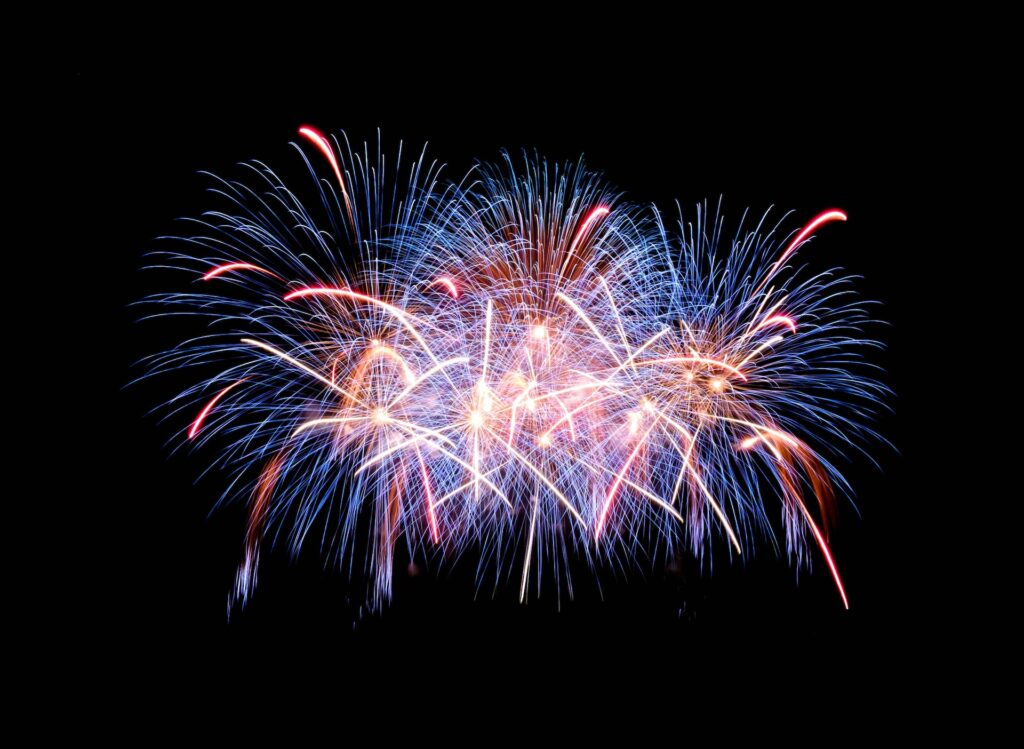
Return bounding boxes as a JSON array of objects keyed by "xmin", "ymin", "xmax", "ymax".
[
  {"xmin": 298, "ymin": 125, "xmax": 355, "ymax": 227},
  {"xmin": 188, "ymin": 379, "xmax": 247, "ymax": 439},
  {"xmin": 431, "ymin": 277, "xmax": 460, "ymax": 298},
  {"xmin": 755, "ymin": 315, "xmax": 798, "ymax": 334},
  {"xmin": 767, "ymin": 209, "xmax": 847, "ymax": 280},
  {"xmin": 568, "ymin": 205, "xmax": 610, "ymax": 256}
]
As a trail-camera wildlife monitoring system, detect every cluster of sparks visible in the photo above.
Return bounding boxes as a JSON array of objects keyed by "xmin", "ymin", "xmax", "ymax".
[{"xmin": 142, "ymin": 126, "xmax": 886, "ymax": 612}]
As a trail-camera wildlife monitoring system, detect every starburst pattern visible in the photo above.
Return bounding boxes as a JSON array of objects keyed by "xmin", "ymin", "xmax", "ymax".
[{"xmin": 140, "ymin": 127, "xmax": 887, "ymax": 611}]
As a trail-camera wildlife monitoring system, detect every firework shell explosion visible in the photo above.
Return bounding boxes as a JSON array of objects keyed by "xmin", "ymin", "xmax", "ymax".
[{"xmin": 140, "ymin": 126, "xmax": 887, "ymax": 613}]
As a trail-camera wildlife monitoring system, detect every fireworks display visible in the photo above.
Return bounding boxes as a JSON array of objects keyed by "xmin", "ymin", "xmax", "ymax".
[{"xmin": 141, "ymin": 126, "xmax": 887, "ymax": 612}]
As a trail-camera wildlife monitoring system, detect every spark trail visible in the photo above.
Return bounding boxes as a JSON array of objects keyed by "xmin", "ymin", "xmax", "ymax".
[{"xmin": 139, "ymin": 127, "xmax": 888, "ymax": 612}]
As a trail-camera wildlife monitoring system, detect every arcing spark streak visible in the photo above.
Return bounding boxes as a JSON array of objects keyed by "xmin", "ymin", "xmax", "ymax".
[{"xmin": 141, "ymin": 126, "xmax": 887, "ymax": 611}]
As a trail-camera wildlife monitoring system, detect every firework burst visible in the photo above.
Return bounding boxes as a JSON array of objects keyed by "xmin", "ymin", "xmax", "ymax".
[{"xmin": 139, "ymin": 126, "xmax": 887, "ymax": 612}]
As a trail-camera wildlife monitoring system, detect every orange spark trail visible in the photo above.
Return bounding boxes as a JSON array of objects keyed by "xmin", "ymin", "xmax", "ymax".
[
  {"xmin": 203, "ymin": 263, "xmax": 280, "ymax": 281},
  {"xmin": 284, "ymin": 287, "xmax": 414, "ymax": 321},
  {"xmin": 415, "ymin": 448, "xmax": 440, "ymax": 543}
]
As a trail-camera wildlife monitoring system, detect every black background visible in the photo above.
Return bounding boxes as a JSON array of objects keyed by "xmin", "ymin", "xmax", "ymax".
[{"xmin": 76, "ymin": 51, "xmax": 938, "ymax": 689}]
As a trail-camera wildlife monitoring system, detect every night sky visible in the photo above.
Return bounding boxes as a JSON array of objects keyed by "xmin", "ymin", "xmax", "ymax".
[{"xmin": 77, "ymin": 51, "xmax": 938, "ymax": 689}]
